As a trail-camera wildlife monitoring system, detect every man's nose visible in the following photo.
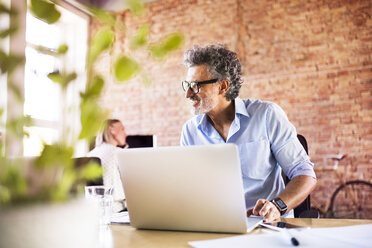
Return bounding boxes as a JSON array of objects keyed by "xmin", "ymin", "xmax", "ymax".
[{"xmin": 185, "ymin": 87, "xmax": 194, "ymax": 98}]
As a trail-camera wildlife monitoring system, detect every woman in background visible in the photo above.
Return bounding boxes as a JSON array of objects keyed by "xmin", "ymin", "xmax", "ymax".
[{"xmin": 88, "ymin": 119, "xmax": 127, "ymax": 213}]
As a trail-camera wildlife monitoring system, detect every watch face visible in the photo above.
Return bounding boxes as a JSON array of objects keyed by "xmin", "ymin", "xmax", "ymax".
[{"xmin": 276, "ymin": 198, "xmax": 287, "ymax": 209}]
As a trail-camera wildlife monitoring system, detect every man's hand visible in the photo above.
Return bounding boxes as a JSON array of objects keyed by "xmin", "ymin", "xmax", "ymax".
[{"xmin": 247, "ymin": 199, "xmax": 281, "ymax": 222}]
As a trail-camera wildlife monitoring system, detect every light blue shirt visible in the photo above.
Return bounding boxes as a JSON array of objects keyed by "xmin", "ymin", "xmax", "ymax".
[{"xmin": 181, "ymin": 98, "xmax": 316, "ymax": 212}]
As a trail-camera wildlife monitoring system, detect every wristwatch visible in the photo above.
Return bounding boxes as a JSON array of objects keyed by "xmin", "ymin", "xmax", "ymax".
[{"xmin": 271, "ymin": 197, "xmax": 288, "ymax": 215}]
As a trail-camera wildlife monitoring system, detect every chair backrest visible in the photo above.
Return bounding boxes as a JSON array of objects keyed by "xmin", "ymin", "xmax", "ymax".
[
  {"xmin": 282, "ymin": 134, "xmax": 311, "ymax": 217},
  {"xmin": 294, "ymin": 134, "xmax": 311, "ymax": 217},
  {"xmin": 74, "ymin": 157, "xmax": 103, "ymax": 186},
  {"xmin": 297, "ymin": 134, "xmax": 308, "ymax": 154}
]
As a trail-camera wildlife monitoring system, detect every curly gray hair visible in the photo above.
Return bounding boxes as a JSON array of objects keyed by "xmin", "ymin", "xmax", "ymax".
[{"xmin": 183, "ymin": 44, "xmax": 243, "ymax": 100}]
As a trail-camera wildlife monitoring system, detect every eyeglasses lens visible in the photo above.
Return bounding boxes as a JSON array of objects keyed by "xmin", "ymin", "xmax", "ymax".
[
  {"xmin": 182, "ymin": 81, "xmax": 199, "ymax": 93},
  {"xmin": 190, "ymin": 82, "xmax": 198, "ymax": 93}
]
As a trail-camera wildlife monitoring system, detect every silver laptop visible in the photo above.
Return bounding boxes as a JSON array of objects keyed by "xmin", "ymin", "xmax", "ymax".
[{"xmin": 117, "ymin": 144, "xmax": 263, "ymax": 233}]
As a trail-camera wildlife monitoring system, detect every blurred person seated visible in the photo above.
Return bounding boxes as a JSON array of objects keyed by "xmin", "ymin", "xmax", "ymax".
[{"xmin": 88, "ymin": 119, "xmax": 128, "ymax": 213}]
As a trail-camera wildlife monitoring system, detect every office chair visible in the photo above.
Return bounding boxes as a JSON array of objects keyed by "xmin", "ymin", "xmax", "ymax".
[{"xmin": 282, "ymin": 134, "xmax": 319, "ymax": 218}]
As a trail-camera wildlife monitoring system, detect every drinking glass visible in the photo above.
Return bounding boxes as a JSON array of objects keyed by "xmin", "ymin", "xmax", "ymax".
[{"xmin": 85, "ymin": 186, "xmax": 114, "ymax": 227}]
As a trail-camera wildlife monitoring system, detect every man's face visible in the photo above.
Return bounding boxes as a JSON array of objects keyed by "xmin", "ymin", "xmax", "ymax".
[
  {"xmin": 185, "ymin": 65, "xmax": 219, "ymax": 115},
  {"xmin": 110, "ymin": 122, "xmax": 127, "ymax": 146}
]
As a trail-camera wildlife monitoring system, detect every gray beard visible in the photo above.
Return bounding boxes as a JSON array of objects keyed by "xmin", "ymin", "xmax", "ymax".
[{"xmin": 191, "ymin": 97, "xmax": 217, "ymax": 115}]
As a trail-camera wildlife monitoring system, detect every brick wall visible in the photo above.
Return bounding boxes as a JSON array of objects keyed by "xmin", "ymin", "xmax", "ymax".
[{"xmin": 91, "ymin": 0, "xmax": 372, "ymax": 210}]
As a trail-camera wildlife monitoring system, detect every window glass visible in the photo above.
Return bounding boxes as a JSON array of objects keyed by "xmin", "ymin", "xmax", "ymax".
[
  {"xmin": 24, "ymin": 46, "xmax": 62, "ymax": 121},
  {"xmin": 26, "ymin": 12, "xmax": 61, "ymax": 50},
  {"xmin": 23, "ymin": 126, "xmax": 59, "ymax": 156},
  {"xmin": 23, "ymin": 6, "xmax": 88, "ymax": 156}
]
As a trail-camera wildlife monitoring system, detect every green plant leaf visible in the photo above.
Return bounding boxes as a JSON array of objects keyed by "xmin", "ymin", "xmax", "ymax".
[
  {"xmin": 47, "ymin": 71, "xmax": 63, "ymax": 83},
  {"xmin": 149, "ymin": 33, "xmax": 184, "ymax": 59},
  {"xmin": 0, "ymin": 3, "xmax": 10, "ymax": 14},
  {"xmin": 130, "ymin": 24, "xmax": 149, "ymax": 49},
  {"xmin": 48, "ymin": 71, "xmax": 77, "ymax": 89},
  {"xmin": 114, "ymin": 56, "xmax": 140, "ymax": 81},
  {"xmin": 79, "ymin": 100, "xmax": 107, "ymax": 140},
  {"xmin": 0, "ymin": 164, "xmax": 28, "ymax": 203},
  {"xmin": 35, "ymin": 143, "xmax": 74, "ymax": 169},
  {"xmin": 81, "ymin": 75, "xmax": 104, "ymax": 100},
  {"xmin": 128, "ymin": 0, "xmax": 145, "ymax": 16},
  {"xmin": 8, "ymin": 79, "xmax": 24, "ymax": 102},
  {"xmin": 29, "ymin": 0, "xmax": 61, "ymax": 24},
  {"xmin": 87, "ymin": 28, "xmax": 115, "ymax": 68},
  {"xmin": 0, "ymin": 2, "xmax": 17, "ymax": 15},
  {"xmin": 64, "ymin": 72, "xmax": 77, "ymax": 85},
  {"xmin": 0, "ymin": 185, "xmax": 11, "ymax": 204},
  {"xmin": 0, "ymin": 49, "xmax": 25, "ymax": 74},
  {"xmin": 6, "ymin": 115, "xmax": 32, "ymax": 138},
  {"xmin": 0, "ymin": 26, "xmax": 18, "ymax": 38},
  {"xmin": 57, "ymin": 44, "xmax": 68, "ymax": 54},
  {"xmin": 0, "ymin": 4, "xmax": 18, "ymax": 38},
  {"xmin": 89, "ymin": 7, "xmax": 116, "ymax": 27},
  {"xmin": 79, "ymin": 162, "xmax": 102, "ymax": 180},
  {"xmin": 31, "ymin": 44, "xmax": 58, "ymax": 56},
  {"xmin": 52, "ymin": 169, "xmax": 76, "ymax": 202}
]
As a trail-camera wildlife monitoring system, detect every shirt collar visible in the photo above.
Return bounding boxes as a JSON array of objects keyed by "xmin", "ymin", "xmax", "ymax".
[
  {"xmin": 197, "ymin": 113, "xmax": 211, "ymax": 134},
  {"xmin": 234, "ymin": 98, "xmax": 250, "ymax": 118},
  {"xmin": 197, "ymin": 98, "xmax": 250, "ymax": 135}
]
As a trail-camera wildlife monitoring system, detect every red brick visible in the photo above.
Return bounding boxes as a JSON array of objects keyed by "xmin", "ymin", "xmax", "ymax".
[{"xmin": 90, "ymin": 0, "xmax": 372, "ymax": 216}]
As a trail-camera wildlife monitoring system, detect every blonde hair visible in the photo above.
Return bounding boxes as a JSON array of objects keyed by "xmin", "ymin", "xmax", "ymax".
[{"xmin": 95, "ymin": 119, "xmax": 121, "ymax": 147}]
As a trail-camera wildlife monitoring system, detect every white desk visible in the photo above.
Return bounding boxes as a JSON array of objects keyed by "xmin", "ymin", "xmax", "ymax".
[{"xmin": 109, "ymin": 218, "xmax": 372, "ymax": 248}]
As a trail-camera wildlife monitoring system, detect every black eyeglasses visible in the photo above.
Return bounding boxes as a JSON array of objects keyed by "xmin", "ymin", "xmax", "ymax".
[{"xmin": 181, "ymin": 79, "xmax": 219, "ymax": 94}]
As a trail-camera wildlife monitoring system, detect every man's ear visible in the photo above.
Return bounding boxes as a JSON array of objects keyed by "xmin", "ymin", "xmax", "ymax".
[{"xmin": 219, "ymin": 79, "xmax": 230, "ymax": 95}]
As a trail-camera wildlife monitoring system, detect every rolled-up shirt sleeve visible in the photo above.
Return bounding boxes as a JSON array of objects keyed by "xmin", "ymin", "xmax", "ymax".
[{"xmin": 265, "ymin": 103, "xmax": 316, "ymax": 180}]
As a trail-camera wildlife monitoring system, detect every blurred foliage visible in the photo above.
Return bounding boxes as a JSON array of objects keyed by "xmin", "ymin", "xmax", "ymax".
[
  {"xmin": 5, "ymin": 115, "xmax": 32, "ymax": 139},
  {"xmin": 35, "ymin": 144, "xmax": 74, "ymax": 169},
  {"xmin": 0, "ymin": 0, "xmax": 183, "ymax": 206},
  {"xmin": 80, "ymin": 75, "xmax": 104, "ymax": 100},
  {"xmin": 87, "ymin": 27, "xmax": 115, "ymax": 68},
  {"xmin": 79, "ymin": 162, "xmax": 103, "ymax": 181},
  {"xmin": 150, "ymin": 33, "xmax": 184, "ymax": 59},
  {"xmin": 88, "ymin": 7, "xmax": 117, "ymax": 28},
  {"xmin": 47, "ymin": 71, "xmax": 77, "ymax": 89},
  {"xmin": 7, "ymin": 78, "xmax": 24, "ymax": 102},
  {"xmin": 0, "ymin": 162, "xmax": 28, "ymax": 204},
  {"xmin": 57, "ymin": 44, "xmax": 68, "ymax": 54},
  {"xmin": 79, "ymin": 99, "xmax": 107, "ymax": 141},
  {"xmin": 0, "ymin": 0, "xmax": 101, "ymax": 206},
  {"xmin": 130, "ymin": 24, "xmax": 150, "ymax": 49},
  {"xmin": 0, "ymin": 2, "xmax": 18, "ymax": 38},
  {"xmin": 114, "ymin": 55, "xmax": 140, "ymax": 81},
  {"xmin": 29, "ymin": 0, "xmax": 61, "ymax": 24},
  {"xmin": 127, "ymin": 0, "xmax": 145, "ymax": 16},
  {"xmin": 0, "ymin": 49, "xmax": 25, "ymax": 74}
]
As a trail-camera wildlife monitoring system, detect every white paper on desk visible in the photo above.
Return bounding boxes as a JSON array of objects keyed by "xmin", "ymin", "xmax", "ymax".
[
  {"xmin": 301, "ymin": 224, "xmax": 372, "ymax": 247},
  {"xmin": 110, "ymin": 211, "xmax": 130, "ymax": 224},
  {"xmin": 188, "ymin": 224, "xmax": 372, "ymax": 248}
]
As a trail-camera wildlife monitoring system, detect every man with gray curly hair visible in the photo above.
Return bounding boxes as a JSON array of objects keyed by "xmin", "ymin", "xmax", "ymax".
[{"xmin": 180, "ymin": 44, "xmax": 316, "ymax": 222}]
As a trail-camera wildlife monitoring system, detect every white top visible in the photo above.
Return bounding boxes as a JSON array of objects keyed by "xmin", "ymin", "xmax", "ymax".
[{"xmin": 88, "ymin": 143, "xmax": 125, "ymax": 213}]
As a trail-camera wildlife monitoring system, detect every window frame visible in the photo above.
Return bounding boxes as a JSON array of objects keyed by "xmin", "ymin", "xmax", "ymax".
[{"xmin": 2, "ymin": 0, "xmax": 90, "ymax": 157}]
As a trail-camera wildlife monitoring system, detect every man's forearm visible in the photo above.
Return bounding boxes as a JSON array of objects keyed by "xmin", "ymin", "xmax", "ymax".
[{"xmin": 277, "ymin": 175, "xmax": 317, "ymax": 213}]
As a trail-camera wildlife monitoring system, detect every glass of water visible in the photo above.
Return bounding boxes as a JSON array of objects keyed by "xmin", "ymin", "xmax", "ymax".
[{"xmin": 85, "ymin": 186, "xmax": 114, "ymax": 227}]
